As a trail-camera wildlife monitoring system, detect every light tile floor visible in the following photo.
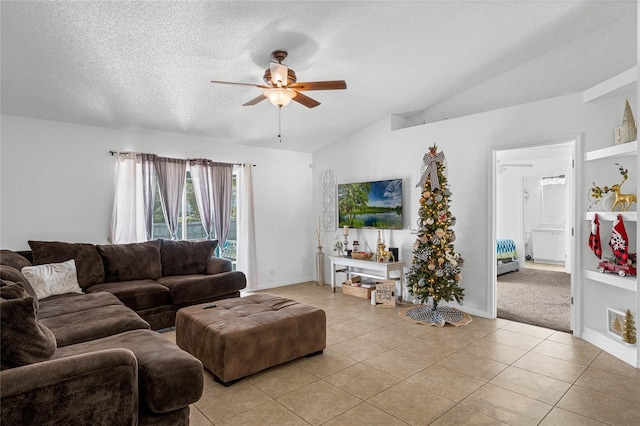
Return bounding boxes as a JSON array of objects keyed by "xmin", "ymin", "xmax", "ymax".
[{"xmin": 160, "ymin": 282, "xmax": 640, "ymax": 425}]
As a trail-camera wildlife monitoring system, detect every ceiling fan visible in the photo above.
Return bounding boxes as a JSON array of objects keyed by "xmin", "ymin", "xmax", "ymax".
[{"xmin": 211, "ymin": 50, "xmax": 347, "ymax": 109}]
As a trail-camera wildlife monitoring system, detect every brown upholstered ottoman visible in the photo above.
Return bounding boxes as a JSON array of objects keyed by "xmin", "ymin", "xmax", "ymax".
[{"xmin": 176, "ymin": 293, "xmax": 326, "ymax": 386}]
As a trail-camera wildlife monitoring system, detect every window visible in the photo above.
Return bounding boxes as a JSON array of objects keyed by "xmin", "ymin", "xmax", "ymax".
[{"xmin": 152, "ymin": 170, "xmax": 237, "ymax": 254}]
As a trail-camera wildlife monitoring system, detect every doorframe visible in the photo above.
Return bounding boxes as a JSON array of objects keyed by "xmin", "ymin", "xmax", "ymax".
[{"xmin": 488, "ymin": 134, "xmax": 582, "ymax": 334}]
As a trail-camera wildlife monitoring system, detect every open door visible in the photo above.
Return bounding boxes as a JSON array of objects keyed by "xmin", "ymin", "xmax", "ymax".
[{"xmin": 490, "ymin": 137, "xmax": 578, "ymax": 333}]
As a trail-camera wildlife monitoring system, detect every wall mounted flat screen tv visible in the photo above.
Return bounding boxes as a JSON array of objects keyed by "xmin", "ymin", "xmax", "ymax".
[{"xmin": 338, "ymin": 179, "xmax": 403, "ymax": 229}]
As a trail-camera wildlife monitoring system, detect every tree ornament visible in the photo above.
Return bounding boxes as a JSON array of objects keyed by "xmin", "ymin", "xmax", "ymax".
[{"xmin": 426, "ymin": 217, "xmax": 434, "ymax": 225}]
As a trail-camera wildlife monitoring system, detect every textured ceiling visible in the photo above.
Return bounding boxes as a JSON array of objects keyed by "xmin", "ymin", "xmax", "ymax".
[{"xmin": 1, "ymin": 1, "xmax": 635, "ymax": 153}]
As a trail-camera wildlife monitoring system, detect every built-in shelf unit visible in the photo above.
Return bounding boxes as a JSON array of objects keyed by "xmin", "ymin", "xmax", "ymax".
[{"xmin": 581, "ymin": 65, "xmax": 639, "ymax": 367}]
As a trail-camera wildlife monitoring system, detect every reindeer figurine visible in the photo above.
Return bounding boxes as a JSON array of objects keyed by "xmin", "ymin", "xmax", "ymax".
[
  {"xmin": 610, "ymin": 184, "xmax": 637, "ymax": 211},
  {"xmin": 377, "ymin": 239, "xmax": 395, "ymax": 263}
]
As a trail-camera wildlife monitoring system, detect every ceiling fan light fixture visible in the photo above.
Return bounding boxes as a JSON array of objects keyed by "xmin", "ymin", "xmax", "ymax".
[
  {"xmin": 263, "ymin": 68, "xmax": 297, "ymax": 87},
  {"xmin": 264, "ymin": 88, "xmax": 297, "ymax": 107},
  {"xmin": 270, "ymin": 62, "xmax": 289, "ymax": 87}
]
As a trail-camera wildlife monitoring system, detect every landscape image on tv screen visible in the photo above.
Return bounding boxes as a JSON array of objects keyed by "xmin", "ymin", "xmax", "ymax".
[{"xmin": 338, "ymin": 179, "xmax": 403, "ymax": 229}]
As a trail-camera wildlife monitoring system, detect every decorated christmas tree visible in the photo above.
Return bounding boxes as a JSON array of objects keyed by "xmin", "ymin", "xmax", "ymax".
[
  {"xmin": 407, "ymin": 145, "xmax": 465, "ymax": 310},
  {"xmin": 623, "ymin": 309, "xmax": 636, "ymax": 345}
]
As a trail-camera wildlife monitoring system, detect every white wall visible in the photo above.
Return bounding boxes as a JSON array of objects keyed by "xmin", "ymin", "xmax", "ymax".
[{"xmin": 0, "ymin": 115, "xmax": 314, "ymax": 289}]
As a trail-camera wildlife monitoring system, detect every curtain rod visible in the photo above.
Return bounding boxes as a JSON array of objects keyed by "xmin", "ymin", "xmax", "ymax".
[{"xmin": 108, "ymin": 151, "xmax": 255, "ymax": 166}]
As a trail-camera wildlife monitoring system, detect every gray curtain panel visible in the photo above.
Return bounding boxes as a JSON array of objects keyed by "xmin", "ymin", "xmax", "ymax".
[
  {"xmin": 141, "ymin": 154, "xmax": 156, "ymax": 240},
  {"xmin": 211, "ymin": 163, "xmax": 233, "ymax": 249},
  {"xmin": 154, "ymin": 157, "xmax": 187, "ymax": 240},
  {"xmin": 189, "ymin": 159, "xmax": 214, "ymax": 239}
]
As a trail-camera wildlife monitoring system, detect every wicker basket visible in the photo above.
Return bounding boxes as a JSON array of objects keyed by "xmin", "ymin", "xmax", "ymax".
[
  {"xmin": 352, "ymin": 252, "xmax": 374, "ymax": 260},
  {"xmin": 341, "ymin": 283, "xmax": 372, "ymax": 299}
]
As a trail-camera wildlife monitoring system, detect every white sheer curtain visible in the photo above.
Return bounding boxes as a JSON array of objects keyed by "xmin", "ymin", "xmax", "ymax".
[
  {"xmin": 189, "ymin": 159, "xmax": 214, "ymax": 239},
  {"xmin": 109, "ymin": 152, "xmax": 156, "ymax": 243},
  {"xmin": 236, "ymin": 163, "xmax": 257, "ymax": 290},
  {"xmin": 154, "ymin": 157, "xmax": 187, "ymax": 240},
  {"xmin": 189, "ymin": 160, "xmax": 233, "ymax": 249}
]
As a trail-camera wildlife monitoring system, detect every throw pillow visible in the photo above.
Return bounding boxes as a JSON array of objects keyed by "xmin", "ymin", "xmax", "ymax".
[
  {"xmin": 0, "ymin": 282, "xmax": 57, "ymax": 370},
  {"xmin": 21, "ymin": 259, "xmax": 83, "ymax": 300},
  {"xmin": 0, "ymin": 250, "xmax": 32, "ymax": 270},
  {"xmin": 0, "ymin": 265, "xmax": 39, "ymax": 310},
  {"xmin": 161, "ymin": 239, "xmax": 218, "ymax": 276},
  {"xmin": 28, "ymin": 240, "xmax": 105, "ymax": 288},
  {"xmin": 97, "ymin": 240, "xmax": 162, "ymax": 282},
  {"xmin": 0, "ymin": 279, "xmax": 31, "ymax": 299}
]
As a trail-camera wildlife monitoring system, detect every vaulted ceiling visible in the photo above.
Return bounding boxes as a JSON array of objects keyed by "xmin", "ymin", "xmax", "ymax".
[{"xmin": 1, "ymin": 1, "xmax": 636, "ymax": 153}]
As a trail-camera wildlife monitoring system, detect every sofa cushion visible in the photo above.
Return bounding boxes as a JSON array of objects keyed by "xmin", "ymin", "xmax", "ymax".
[
  {"xmin": 85, "ymin": 279, "xmax": 171, "ymax": 311},
  {"xmin": 206, "ymin": 256, "xmax": 233, "ymax": 275},
  {"xmin": 28, "ymin": 240, "xmax": 105, "ymax": 288},
  {"xmin": 134, "ymin": 305, "xmax": 177, "ymax": 331},
  {"xmin": 21, "ymin": 259, "xmax": 83, "ymax": 300},
  {"xmin": 37, "ymin": 291, "xmax": 124, "ymax": 320},
  {"xmin": 52, "ymin": 329, "xmax": 204, "ymax": 414},
  {"xmin": 40, "ymin": 303, "xmax": 150, "ymax": 347},
  {"xmin": 0, "ymin": 280, "xmax": 29, "ymax": 300},
  {"xmin": 0, "ymin": 250, "xmax": 32, "ymax": 270},
  {"xmin": 161, "ymin": 239, "xmax": 218, "ymax": 277},
  {"xmin": 0, "ymin": 282, "xmax": 57, "ymax": 370},
  {"xmin": 97, "ymin": 240, "xmax": 162, "ymax": 282},
  {"xmin": 0, "ymin": 349, "xmax": 138, "ymax": 426},
  {"xmin": 0, "ymin": 265, "xmax": 39, "ymax": 310},
  {"xmin": 157, "ymin": 271, "xmax": 246, "ymax": 306}
]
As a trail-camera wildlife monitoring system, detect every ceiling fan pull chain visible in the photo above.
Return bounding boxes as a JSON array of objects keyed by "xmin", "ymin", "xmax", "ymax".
[{"xmin": 278, "ymin": 105, "xmax": 283, "ymax": 143}]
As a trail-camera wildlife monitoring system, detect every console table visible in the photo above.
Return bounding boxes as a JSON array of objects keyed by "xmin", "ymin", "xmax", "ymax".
[{"xmin": 329, "ymin": 256, "xmax": 405, "ymax": 293}]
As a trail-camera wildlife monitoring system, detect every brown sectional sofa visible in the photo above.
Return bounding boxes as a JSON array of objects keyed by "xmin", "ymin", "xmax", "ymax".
[
  {"xmin": 0, "ymin": 239, "xmax": 248, "ymax": 425},
  {"xmin": 17, "ymin": 238, "xmax": 247, "ymax": 330}
]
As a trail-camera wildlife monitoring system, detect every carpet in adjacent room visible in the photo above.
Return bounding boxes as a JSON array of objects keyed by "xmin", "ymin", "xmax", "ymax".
[{"xmin": 497, "ymin": 268, "xmax": 571, "ymax": 332}]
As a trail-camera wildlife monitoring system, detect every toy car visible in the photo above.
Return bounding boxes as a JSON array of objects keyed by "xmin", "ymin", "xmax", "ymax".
[{"xmin": 597, "ymin": 260, "xmax": 637, "ymax": 277}]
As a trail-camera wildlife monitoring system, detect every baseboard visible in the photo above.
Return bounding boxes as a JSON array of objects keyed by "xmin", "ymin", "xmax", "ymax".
[{"xmin": 582, "ymin": 327, "xmax": 638, "ymax": 368}]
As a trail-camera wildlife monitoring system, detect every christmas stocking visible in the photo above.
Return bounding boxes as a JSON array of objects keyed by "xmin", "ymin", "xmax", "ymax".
[
  {"xmin": 610, "ymin": 214, "xmax": 629, "ymax": 265},
  {"xmin": 588, "ymin": 214, "xmax": 602, "ymax": 259}
]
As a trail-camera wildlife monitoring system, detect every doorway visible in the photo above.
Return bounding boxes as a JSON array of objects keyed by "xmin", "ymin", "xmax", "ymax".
[{"xmin": 492, "ymin": 138, "xmax": 577, "ymax": 332}]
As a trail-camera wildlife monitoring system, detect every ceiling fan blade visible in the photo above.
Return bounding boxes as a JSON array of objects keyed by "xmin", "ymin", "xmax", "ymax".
[
  {"xmin": 290, "ymin": 80, "xmax": 347, "ymax": 91},
  {"xmin": 292, "ymin": 91, "xmax": 321, "ymax": 108},
  {"xmin": 210, "ymin": 80, "xmax": 270, "ymax": 89},
  {"xmin": 242, "ymin": 94, "xmax": 267, "ymax": 106}
]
